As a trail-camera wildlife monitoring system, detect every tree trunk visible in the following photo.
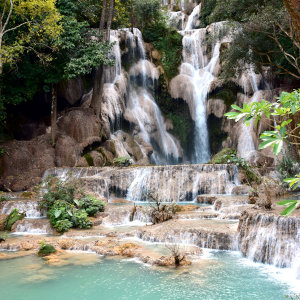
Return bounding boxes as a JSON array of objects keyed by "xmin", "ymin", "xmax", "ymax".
[
  {"xmin": 99, "ymin": 0, "xmax": 107, "ymax": 38},
  {"xmin": 51, "ymin": 84, "xmax": 57, "ymax": 146},
  {"xmin": 106, "ymin": 0, "xmax": 115, "ymax": 42},
  {"xmin": 283, "ymin": 0, "xmax": 300, "ymax": 44},
  {"xmin": 90, "ymin": 0, "xmax": 115, "ymax": 116},
  {"xmin": 130, "ymin": 0, "xmax": 134, "ymax": 33}
]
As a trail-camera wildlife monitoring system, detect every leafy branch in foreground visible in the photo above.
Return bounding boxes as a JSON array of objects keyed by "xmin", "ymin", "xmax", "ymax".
[{"xmin": 225, "ymin": 90, "xmax": 300, "ymax": 215}]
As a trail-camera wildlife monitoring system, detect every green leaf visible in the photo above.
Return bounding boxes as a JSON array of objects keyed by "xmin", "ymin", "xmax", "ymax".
[
  {"xmin": 231, "ymin": 104, "xmax": 242, "ymax": 111},
  {"xmin": 258, "ymin": 140, "xmax": 275, "ymax": 150},
  {"xmin": 54, "ymin": 210, "xmax": 61, "ymax": 218},
  {"xmin": 273, "ymin": 140, "xmax": 283, "ymax": 155},
  {"xmin": 67, "ymin": 210, "xmax": 73, "ymax": 217},
  {"xmin": 277, "ymin": 200, "xmax": 298, "ymax": 206},
  {"xmin": 74, "ymin": 199, "xmax": 80, "ymax": 206},
  {"xmin": 280, "ymin": 202, "xmax": 298, "ymax": 216}
]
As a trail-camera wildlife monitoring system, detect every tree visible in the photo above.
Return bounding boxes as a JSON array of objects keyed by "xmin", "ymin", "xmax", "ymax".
[
  {"xmin": 90, "ymin": 0, "xmax": 115, "ymax": 116},
  {"xmin": 225, "ymin": 90, "xmax": 300, "ymax": 215},
  {"xmin": 0, "ymin": 0, "xmax": 62, "ymax": 75},
  {"xmin": 205, "ymin": 0, "xmax": 300, "ymax": 79},
  {"xmin": 45, "ymin": 1, "xmax": 113, "ymax": 144},
  {"xmin": 282, "ymin": 0, "xmax": 300, "ymax": 44}
]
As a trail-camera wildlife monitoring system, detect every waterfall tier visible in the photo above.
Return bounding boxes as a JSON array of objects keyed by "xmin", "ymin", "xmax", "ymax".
[{"xmin": 44, "ymin": 164, "xmax": 240, "ymax": 202}]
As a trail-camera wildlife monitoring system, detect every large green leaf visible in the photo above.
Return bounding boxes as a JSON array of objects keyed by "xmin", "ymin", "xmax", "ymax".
[{"xmin": 280, "ymin": 202, "xmax": 298, "ymax": 216}]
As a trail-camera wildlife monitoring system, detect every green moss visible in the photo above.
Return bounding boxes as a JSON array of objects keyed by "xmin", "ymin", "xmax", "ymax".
[
  {"xmin": 210, "ymin": 148, "xmax": 236, "ymax": 164},
  {"xmin": 38, "ymin": 242, "xmax": 56, "ymax": 256},
  {"xmin": 84, "ymin": 153, "xmax": 94, "ymax": 166},
  {"xmin": 4, "ymin": 208, "xmax": 24, "ymax": 231}
]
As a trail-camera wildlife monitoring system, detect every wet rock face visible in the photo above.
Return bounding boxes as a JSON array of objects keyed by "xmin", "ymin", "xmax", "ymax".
[
  {"xmin": 238, "ymin": 211, "xmax": 300, "ymax": 267},
  {"xmin": 0, "ymin": 134, "xmax": 55, "ymax": 191},
  {"xmin": 58, "ymin": 78, "xmax": 84, "ymax": 106}
]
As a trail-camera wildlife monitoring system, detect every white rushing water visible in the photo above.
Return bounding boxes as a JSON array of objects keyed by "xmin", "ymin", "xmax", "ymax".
[
  {"xmin": 171, "ymin": 10, "xmax": 226, "ymax": 162},
  {"xmin": 44, "ymin": 164, "xmax": 240, "ymax": 202}
]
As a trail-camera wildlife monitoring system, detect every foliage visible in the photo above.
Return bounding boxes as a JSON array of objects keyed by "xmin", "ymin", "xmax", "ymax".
[
  {"xmin": 143, "ymin": 20, "xmax": 182, "ymax": 80},
  {"xmin": 4, "ymin": 208, "xmax": 24, "ymax": 231},
  {"xmin": 277, "ymin": 156, "xmax": 300, "ymax": 181},
  {"xmin": 0, "ymin": 192, "xmax": 10, "ymax": 202},
  {"xmin": 225, "ymin": 90, "xmax": 300, "ymax": 215},
  {"xmin": 38, "ymin": 241, "xmax": 56, "ymax": 256},
  {"xmin": 204, "ymin": 0, "xmax": 300, "ymax": 79},
  {"xmin": 42, "ymin": 176, "xmax": 105, "ymax": 233},
  {"xmin": 225, "ymin": 90, "xmax": 300, "ymax": 155},
  {"xmin": 132, "ymin": 0, "xmax": 161, "ymax": 32},
  {"xmin": 210, "ymin": 148, "xmax": 236, "ymax": 164},
  {"xmin": 145, "ymin": 191, "xmax": 177, "ymax": 224},
  {"xmin": 85, "ymin": 153, "xmax": 94, "ymax": 167},
  {"xmin": 0, "ymin": 0, "xmax": 62, "ymax": 67},
  {"xmin": 53, "ymin": 219, "xmax": 73, "ymax": 233},
  {"xmin": 0, "ymin": 0, "xmax": 113, "ymax": 128},
  {"xmin": 224, "ymin": 153, "xmax": 262, "ymax": 185},
  {"xmin": 113, "ymin": 156, "xmax": 132, "ymax": 167}
]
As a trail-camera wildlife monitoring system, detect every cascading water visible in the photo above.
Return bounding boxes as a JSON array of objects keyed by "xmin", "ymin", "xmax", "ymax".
[
  {"xmin": 237, "ymin": 67, "xmax": 262, "ymax": 159},
  {"xmin": 44, "ymin": 164, "xmax": 241, "ymax": 202},
  {"xmin": 171, "ymin": 6, "xmax": 225, "ymax": 163},
  {"xmin": 124, "ymin": 29, "xmax": 183, "ymax": 164}
]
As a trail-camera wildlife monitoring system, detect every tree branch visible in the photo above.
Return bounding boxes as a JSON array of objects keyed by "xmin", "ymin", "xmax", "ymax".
[
  {"xmin": 2, "ymin": 0, "xmax": 13, "ymax": 34},
  {"xmin": 3, "ymin": 20, "xmax": 30, "ymax": 34}
]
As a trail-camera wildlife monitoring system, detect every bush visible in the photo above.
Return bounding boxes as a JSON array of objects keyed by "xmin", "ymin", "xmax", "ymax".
[
  {"xmin": 211, "ymin": 148, "xmax": 236, "ymax": 164},
  {"xmin": 71, "ymin": 210, "xmax": 92, "ymax": 229},
  {"xmin": 81, "ymin": 195, "xmax": 105, "ymax": 216},
  {"xmin": 4, "ymin": 209, "xmax": 24, "ymax": 231},
  {"xmin": 143, "ymin": 21, "xmax": 182, "ymax": 80},
  {"xmin": 113, "ymin": 156, "xmax": 132, "ymax": 167},
  {"xmin": 42, "ymin": 176, "xmax": 105, "ymax": 233},
  {"xmin": 54, "ymin": 219, "xmax": 73, "ymax": 233},
  {"xmin": 0, "ymin": 192, "xmax": 10, "ymax": 202},
  {"xmin": 38, "ymin": 241, "xmax": 56, "ymax": 256}
]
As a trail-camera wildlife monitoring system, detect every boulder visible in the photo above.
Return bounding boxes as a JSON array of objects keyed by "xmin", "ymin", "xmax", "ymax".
[
  {"xmin": 0, "ymin": 134, "xmax": 55, "ymax": 191},
  {"xmin": 58, "ymin": 78, "xmax": 84, "ymax": 105},
  {"xmin": 231, "ymin": 185, "xmax": 251, "ymax": 195},
  {"xmin": 196, "ymin": 195, "xmax": 217, "ymax": 204}
]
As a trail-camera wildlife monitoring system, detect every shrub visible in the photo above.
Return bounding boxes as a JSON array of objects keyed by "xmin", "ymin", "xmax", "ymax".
[
  {"xmin": 210, "ymin": 148, "xmax": 236, "ymax": 164},
  {"xmin": 81, "ymin": 195, "xmax": 105, "ymax": 216},
  {"xmin": 38, "ymin": 241, "xmax": 56, "ymax": 256},
  {"xmin": 4, "ymin": 209, "xmax": 24, "ymax": 231},
  {"xmin": 42, "ymin": 176, "xmax": 105, "ymax": 233},
  {"xmin": 0, "ymin": 192, "xmax": 10, "ymax": 202},
  {"xmin": 54, "ymin": 219, "xmax": 73, "ymax": 233},
  {"xmin": 71, "ymin": 210, "xmax": 92, "ymax": 229},
  {"xmin": 113, "ymin": 156, "xmax": 132, "ymax": 167}
]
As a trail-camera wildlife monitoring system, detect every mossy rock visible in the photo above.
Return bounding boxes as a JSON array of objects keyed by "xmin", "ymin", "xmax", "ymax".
[
  {"xmin": 20, "ymin": 191, "xmax": 36, "ymax": 198},
  {"xmin": 210, "ymin": 148, "xmax": 236, "ymax": 164},
  {"xmin": 38, "ymin": 243, "xmax": 56, "ymax": 256},
  {"xmin": 4, "ymin": 209, "xmax": 24, "ymax": 231},
  {"xmin": 84, "ymin": 153, "xmax": 94, "ymax": 166}
]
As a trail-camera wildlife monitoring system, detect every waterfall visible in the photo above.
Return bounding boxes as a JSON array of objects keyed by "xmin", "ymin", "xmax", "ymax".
[
  {"xmin": 44, "ymin": 164, "xmax": 241, "ymax": 202},
  {"xmin": 238, "ymin": 212, "xmax": 300, "ymax": 268},
  {"xmin": 185, "ymin": 3, "xmax": 201, "ymax": 30},
  {"xmin": 1, "ymin": 200, "xmax": 46, "ymax": 219},
  {"xmin": 124, "ymin": 29, "xmax": 183, "ymax": 164},
  {"xmin": 171, "ymin": 17, "xmax": 225, "ymax": 163},
  {"xmin": 237, "ymin": 67, "xmax": 263, "ymax": 159}
]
